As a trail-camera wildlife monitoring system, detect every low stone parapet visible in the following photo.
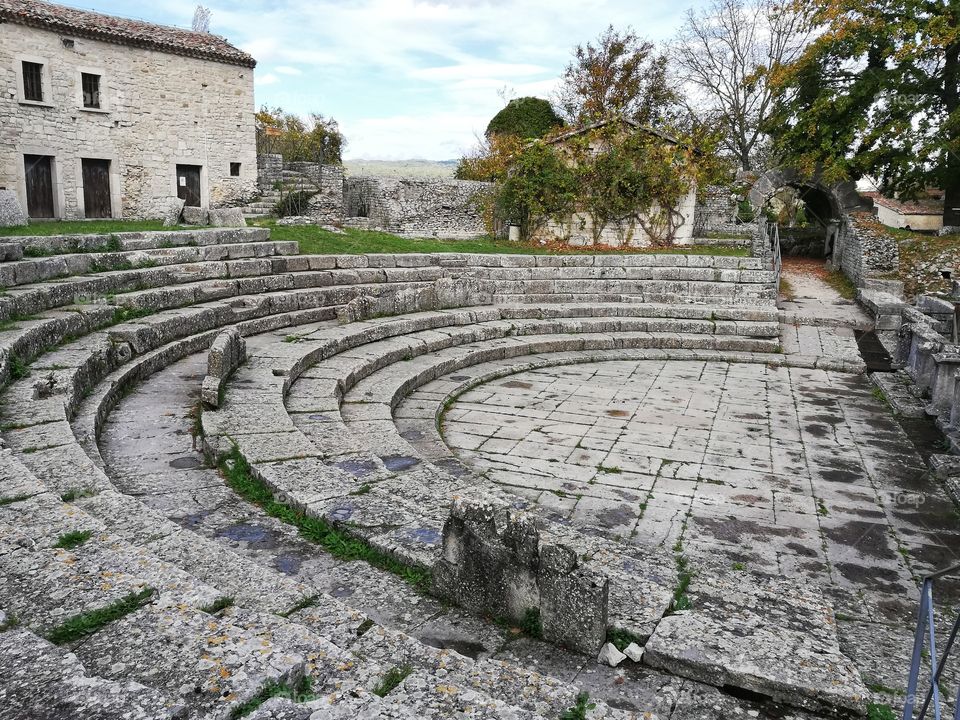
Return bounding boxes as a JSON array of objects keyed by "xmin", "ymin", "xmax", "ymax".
[{"xmin": 201, "ymin": 327, "xmax": 246, "ymax": 408}]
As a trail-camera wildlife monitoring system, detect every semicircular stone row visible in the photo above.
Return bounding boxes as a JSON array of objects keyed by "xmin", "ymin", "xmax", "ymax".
[{"xmin": 0, "ymin": 228, "xmax": 867, "ymax": 719}]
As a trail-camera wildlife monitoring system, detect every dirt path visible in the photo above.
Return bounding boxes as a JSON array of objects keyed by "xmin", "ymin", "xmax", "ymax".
[{"xmin": 779, "ymin": 257, "xmax": 873, "ymax": 328}]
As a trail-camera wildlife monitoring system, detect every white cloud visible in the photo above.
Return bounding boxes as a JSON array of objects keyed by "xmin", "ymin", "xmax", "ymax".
[{"xmin": 103, "ymin": 0, "xmax": 700, "ymax": 157}]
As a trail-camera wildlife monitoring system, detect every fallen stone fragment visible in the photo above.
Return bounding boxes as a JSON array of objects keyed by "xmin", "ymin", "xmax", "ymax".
[
  {"xmin": 623, "ymin": 642, "xmax": 644, "ymax": 663},
  {"xmin": 597, "ymin": 642, "xmax": 626, "ymax": 667}
]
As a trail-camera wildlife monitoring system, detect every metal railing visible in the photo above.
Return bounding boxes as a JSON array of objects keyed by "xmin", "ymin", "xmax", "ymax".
[
  {"xmin": 903, "ymin": 562, "xmax": 960, "ymax": 720},
  {"xmin": 768, "ymin": 220, "xmax": 782, "ymax": 283}
]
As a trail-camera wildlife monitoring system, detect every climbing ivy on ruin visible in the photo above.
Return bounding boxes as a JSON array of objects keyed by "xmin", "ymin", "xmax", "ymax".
[{"xmin": 491, "ymin": 121, "xmax": 724, "ymax": 245}]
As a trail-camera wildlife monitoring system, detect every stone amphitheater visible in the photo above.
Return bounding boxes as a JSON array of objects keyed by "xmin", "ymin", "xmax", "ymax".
[{"xmin": 0, "ymin": 225, "xmax": 956, "ymax": 720}]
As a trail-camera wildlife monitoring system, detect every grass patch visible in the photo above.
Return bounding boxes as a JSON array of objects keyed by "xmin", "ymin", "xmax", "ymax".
[
  {"xmin": 732, "ymin": 561, "xmax": 746, "ymax": 571},
  {"xmin": 867, "ymin": 703, "xmax": 896, "ymax": 720},
  {"xmin": 220, "ymin": 446, "xmax": 431, "ymax": 590},
  {"xmin": 111, "ymin": 306, "xmax": 153, "ymax": 324},
  {"xmin": 260, "ymin": 222, "xmax": 750, "ymax": 258},
  {"xmin": 278, "ymin": 595, "xmax": 318, "ymax": 618},
  {"xmin": 372, "ymin": 665, "xmax": 414, "ymax": 697},
  {"xmin": 349, "ymin": 483, "xmax": 372, "ymax": 496},
  {"xmin": 0, "ymin": 493, "xmax": 32, "ymax": 506},
  {"xmin": 199, "ymin": 596, "xmax": 234, "ymax": 614},
  {"xmin": 0, "ymin": 220, "xmax": 176, "ymax": 238},
  {"xmin": 60, "ymin": 487, "xmax": 96, "ymax": 502},
  {"xmin": 53, "ymin": 530, "xmax": 93, "ymax": 550},
  {"xmin": 9, "ymin": 354, "xmax": 30, "ymax": 380},
  {"xmin": 817, "ymin": 498, "xmax": 829, "ymax": 516},
  {"xmin": 596, "ymin": 464, "xmax": 622, "ymax": 475},
  {"xmin": 0, "ymin": 611, "xmax": 19, "ymax": 631},
  {"xmin": 46, "ymin": 587, "xmax": 155, "ymax": 645},
  {"xmin": 823, "ymin": 269, "xmax": 857, "ymax": 300},
  {"xmin": 668, "ymin": 552, "xmax": 694, "ymax": 614},
  {"xmin": 778, "ymin": 276, "xmax": 796, "ymax": 301},
  {"xmin": 560, "ymin": 692, "xmax": 596, "ymax": 720},
  {"xmin": 229, "ymin": 676, "xmax": 317, "ymax": 719}
]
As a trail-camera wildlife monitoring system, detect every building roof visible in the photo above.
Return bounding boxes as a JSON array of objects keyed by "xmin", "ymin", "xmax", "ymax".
[
  {"xmin": 862, "ymin": 190, "xmax": 943, "ymax": 216},
  {"xmin": 545, "ymin": 116, "xmax": 682, "ymax": 147},
  {"xmin": 0, "ymin": 0, "xmax": 256, "ymax": 68}
]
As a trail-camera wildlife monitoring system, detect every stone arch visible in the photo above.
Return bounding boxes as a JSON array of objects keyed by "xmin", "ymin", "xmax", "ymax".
[{"xmin": 747, "ymin": 167, "xmax": 869, "ymax": 258}]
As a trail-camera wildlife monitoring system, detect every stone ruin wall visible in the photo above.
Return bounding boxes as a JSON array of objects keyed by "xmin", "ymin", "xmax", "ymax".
[
  {"xmin": 344, "ymin": 176, "xmax": 491, "ymax": 239},
  {"xmin": 257, "ymin": 155, "xmax": 345, "ymax": 225},
  {"xmin": 832, "ymin": 213, "xmax": 900, "ymax": 287},
  {"xmin": 693, "ymin": 184, "xmax": 750, "ymax": 237}
]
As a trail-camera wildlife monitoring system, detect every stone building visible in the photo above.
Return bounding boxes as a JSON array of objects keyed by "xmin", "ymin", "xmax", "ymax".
[{"xmin": 0, "ymin": 0, "xmax": 258, "ymax": 221}]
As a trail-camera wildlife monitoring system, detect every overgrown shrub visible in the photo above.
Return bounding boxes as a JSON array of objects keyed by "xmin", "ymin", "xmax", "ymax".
[{"xmin": 274, "ymin": 190, "xmax": 317, "ymax": 218}]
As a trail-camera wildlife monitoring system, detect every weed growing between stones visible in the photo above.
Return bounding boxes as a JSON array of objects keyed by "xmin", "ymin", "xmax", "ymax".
[
  {"xmin": 111, "ymin": 306, "xmax": 153, "ymax": 325},
  {"xmin": 60, "ymin": 487, "xmax": 96, "ymax": 502},
  {"xmin": 670, "ymin": 554, "xmax": 694, "ymax": 613},
  {"xmin": 46, "ymin": 587, "xmax": 155, "ymax": 645},
  {"xmin": 53, "ymin": 530, "xmax": 93, "ymax": 549},
  {"xmin": 520, "ymin": 607, "xmax": 543, "ymax": 639},
  {"xmin": 8, "ymin": 354, "xmax": 29, "ymax": 380},
  {"xmin": 596, "ymin": 464, "xmax": 621, "ymax": 474},
  {"xmin": 0, "ymin": 493, "xmax": 32, "ymax": 506},
  {"xmin": 867, "ymin": 703, "xmax": 896, "ymax": 720},
  {"xmin": 229, "ymin": 675, "xmax": 317, "ymax": 719},
  {"xmin": 372, "ymin": 665, "xmax": 413, "ymax": 697},
  {"xmin": 220, "ymin": 446, "xmax": 432, "ymax": 591},
  {"xmin": 605, "ymin": 627, "xmax": 643, "ymax": 652},
  {"xmin": 560, "ymin": 691, "xmax": 595, "ymax": 720},
  {"xmin": 199, "ymin": 596, "xmax": 235, "ymax": 614},
  {"xmin": 350, "ymin": 483, "xmax": 372, "ymax": 495},
  {"xmin": 0, "ymin": 612, "xmax": 19, "ymax": 631},
  {"xmin": 277, "ymin": 595, "xmax": 318, "ymax": 618}
]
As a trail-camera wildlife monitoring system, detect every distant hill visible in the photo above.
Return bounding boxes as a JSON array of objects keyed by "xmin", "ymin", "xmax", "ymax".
[{"xmin": 344, "ymin": 159, "xmax": 457, "ymax": 179}]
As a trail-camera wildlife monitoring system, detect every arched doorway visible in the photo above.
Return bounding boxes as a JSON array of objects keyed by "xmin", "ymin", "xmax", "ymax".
[{"xmin": 747, "ymin": 168, "xmax": 866, "ymax": 260}]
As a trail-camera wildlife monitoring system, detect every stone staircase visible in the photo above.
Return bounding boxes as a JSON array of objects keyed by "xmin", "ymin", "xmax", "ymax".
[{"xmin": 239, "ymin": 168, "xmax": 323, "ymax": 220}]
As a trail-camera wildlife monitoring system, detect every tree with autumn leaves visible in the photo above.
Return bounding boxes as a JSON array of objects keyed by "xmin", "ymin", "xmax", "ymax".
[{"xmin": 767, "ymin": 0, "xmax": 960, "ymax": 226}]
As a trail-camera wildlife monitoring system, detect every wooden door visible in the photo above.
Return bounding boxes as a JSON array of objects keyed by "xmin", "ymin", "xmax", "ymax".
[
  {"xmin": 82, "ymin": 159, "xmax": 112, "ymax": 218},
  {"xmin": 24, "ymin": 155, "xmax": 54, "ymax": 218},
  {"xmin": 176, "ymin": 165, "xmax": 202, "ymax": 207}
]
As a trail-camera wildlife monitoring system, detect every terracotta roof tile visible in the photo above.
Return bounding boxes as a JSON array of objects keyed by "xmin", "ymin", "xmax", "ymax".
[{"xmin": 0, "ymin": 0, "xmax": 256, "ymax": 67}]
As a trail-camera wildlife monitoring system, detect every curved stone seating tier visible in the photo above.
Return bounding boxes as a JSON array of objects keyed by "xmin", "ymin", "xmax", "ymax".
[
  {"xmin": 0, "ymin": 237, "xmax": 868, "ymax": 717},
  {"xmin": 5, "ymin": 227, "xmax": 272, "ymax": 255}
]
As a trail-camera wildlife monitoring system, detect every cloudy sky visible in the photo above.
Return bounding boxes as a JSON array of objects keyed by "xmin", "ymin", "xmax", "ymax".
[{"xmin": 85, "ymin": 0, "xmax": 708, "ymax": 160}]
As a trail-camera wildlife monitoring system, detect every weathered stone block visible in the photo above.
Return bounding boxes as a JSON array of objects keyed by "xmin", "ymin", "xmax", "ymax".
[
  {"xmin": 202, "ymin": 327, "xmax": 246, "ymax": 408},
  {"xmin": 433, "ymin": 497, "xmax": 609, "ymax": 655},
  {"xmin": 162, "ymin": 197, "xmax": 186, "ymax": 227},
  {"xmin": 182, "ymin": 207, "xmax": 209, "ymax": 226},
  {"xmin": 0, "ymin": 189, "xmax": 27, "ymax": 227},
  {"xmin": 208, "ymin": 208, "xmax": 247, "ymax": 228}
]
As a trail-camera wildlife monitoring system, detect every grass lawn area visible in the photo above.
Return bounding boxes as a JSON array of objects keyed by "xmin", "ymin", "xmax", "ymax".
[
  {"xmin": 0, "ymin": 219, "xmax": 178, "ymax": 237},
  {"xmin": 261, "ymin": 222, "xmax": 751, "ymax": 257}
]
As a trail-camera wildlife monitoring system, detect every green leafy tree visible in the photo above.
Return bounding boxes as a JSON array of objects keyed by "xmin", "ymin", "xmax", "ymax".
[
  {"xmin": 485, "ymin": 97, "xmax": 564, "ymax": 139},
  {"xmin": 557, "ymin": 25, "xmax": 677, "ymax": 126},
  {"xmin": 493, "ymin": 142, "xmax": 578, "ymax": 239},
  {"xmin": 766, "ymin": 0, "xmax": 960, "ymax": 225},
  {"xmin": 255, "ymin": 106, "xmax": 345, "ymax": 164}
]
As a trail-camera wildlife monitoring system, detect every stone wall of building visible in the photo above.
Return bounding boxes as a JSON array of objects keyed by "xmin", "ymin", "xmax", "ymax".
[
  {"xmin": 832, "ymin": 213, "xmax": 899, "ymax": 287},
  {"xmin": 344, "ymin": 176, "xmax": 490, "ymax": 239},
  {"xmin": 530, "ymin": 187, "xmax": 698, "ymax": 248},
  {"xmin": 693, "ymin": 184, "xmax": 750, "ymax": 237},
  {"xmin": 0, "ymin": 23, "xmax": 258, "ymax": 220}
]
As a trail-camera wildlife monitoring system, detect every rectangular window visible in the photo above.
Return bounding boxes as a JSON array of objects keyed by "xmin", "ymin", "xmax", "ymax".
[
  {"xmin": 22, "ymin": 61, "xmax": 44, "ymax": 102},
  {"xmin": 230, "ymin": 162, "xmax": 241, "ymax": 177},
  {"xmin": 81, "ymin": 73, "xmax": 101, "ymax": 109}
]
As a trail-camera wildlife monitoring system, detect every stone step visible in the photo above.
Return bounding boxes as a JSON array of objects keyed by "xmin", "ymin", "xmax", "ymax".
[
  {"xmin": 12, "ymin": 227, "xmax": 271, "ymax": 256},
  {"xmin": 0, "ymin": 240, "xmax": 298, "ymax": 289},
  {"xmin": 0, "ymin": 627, "xmax": 176, "ymax": 719}
]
